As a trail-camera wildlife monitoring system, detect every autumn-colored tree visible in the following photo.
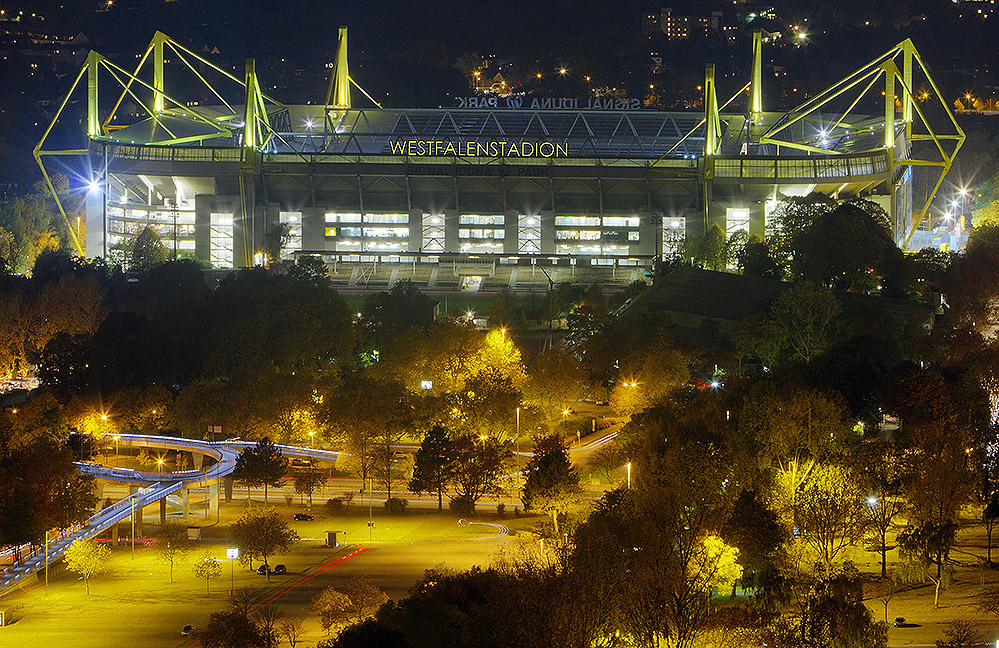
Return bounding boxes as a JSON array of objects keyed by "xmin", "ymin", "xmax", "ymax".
[
  {"xmin": 64, "ymin": 537, "xmax": 111, "ymax": 595},
  {"xmin": 192, "ymin": 550, "xmax": 223, "ymax": 595}
]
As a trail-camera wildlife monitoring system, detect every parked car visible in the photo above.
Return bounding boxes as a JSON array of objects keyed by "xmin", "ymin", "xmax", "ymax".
[
  {"xmin": 293, "ymin": 512, "xmax": 314, "ymax": 521},
  {"xmin": 273, "ymin": 564, "xmax": 287, "ymax": 575},
  {"xmin": 181, "ymin": 625, "xmax": 196, "ymax": 636},
  {"xmin": 256, "ymin": 564, "xmax": 270, "ymax": 575}
]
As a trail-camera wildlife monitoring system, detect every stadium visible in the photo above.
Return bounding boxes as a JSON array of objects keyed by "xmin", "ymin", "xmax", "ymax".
[{"xmin": 36, "ymin": 29, "xmax": 963, "ymax": 291}]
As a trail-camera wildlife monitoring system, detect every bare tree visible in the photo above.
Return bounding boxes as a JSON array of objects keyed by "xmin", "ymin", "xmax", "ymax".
[{"xmin": 280, "ymin": 618, "xmax": 306, "ymax": 648}]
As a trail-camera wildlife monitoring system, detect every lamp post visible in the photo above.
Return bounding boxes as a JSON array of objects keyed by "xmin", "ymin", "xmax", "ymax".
[
  {"xmin": 227, "ymin": 547, "xmax": 239, "ymax": 595},
  {"xmin": 516, "ymin": 406, "xmax": 521, "ymax": 454},
  {"xmin": 627, "ymin": 462, "xmax": 631, "ymax": 489},
  {"xmin": 368, "ymin": 477, "xmax": 374, "ymax": 540},
  {"xmin": 45, "ymin": 529, "xmax": 50, "ymax": 591},
  {"xmin": 131, "ymin": 495, "xmax": 136, "ymax": 559},
  {"xmin": 113, "ymin": 435, "xmax": 120, "ymax": 468}
]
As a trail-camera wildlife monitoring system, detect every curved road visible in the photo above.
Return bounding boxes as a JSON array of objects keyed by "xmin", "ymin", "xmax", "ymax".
[{"xmin": 0, "ymin": 434, "xmax": 339, "ymax": 595}]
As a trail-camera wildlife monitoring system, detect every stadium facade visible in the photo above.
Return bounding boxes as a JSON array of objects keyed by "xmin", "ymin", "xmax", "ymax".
[{"xmin": 37, "ymin": 30, "xmax": 963, "ymax": 285}]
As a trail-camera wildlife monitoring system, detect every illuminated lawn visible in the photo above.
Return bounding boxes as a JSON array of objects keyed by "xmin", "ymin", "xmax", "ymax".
[{"xmin": 0, "ymin": 505, "xmax": 537, "ymax": 648}]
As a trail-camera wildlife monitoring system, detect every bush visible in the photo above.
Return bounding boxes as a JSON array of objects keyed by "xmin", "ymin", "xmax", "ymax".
[
  {"xmin": 326, "ymin": 497, "xmax": 344, "ymax": 513},
  {"xmin": 383, "ymin": 497, "xmax": 408, "ymax": 513},
  {"xmin": 449, "ymin": 496, "xmax": 474, "ymax": 515},
  {"xmin": 497, "ymin": 502, "xmax": 505, "ymax": 516}
]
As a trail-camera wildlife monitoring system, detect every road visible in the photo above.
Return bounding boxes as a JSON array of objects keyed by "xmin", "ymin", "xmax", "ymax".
[
  {"xmin": 0, "ymin": 423, "xmax": 621, "ymax": 597},
  {"xmin": 0, "ymin": 434, "xmax": 341, "ymax": 595}
]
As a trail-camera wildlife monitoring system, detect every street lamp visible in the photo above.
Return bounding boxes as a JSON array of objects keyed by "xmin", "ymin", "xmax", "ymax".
[
  {"xmin": 627, "ymin": 462, "xmax": 632, "ymax": 489},
  {"xmin": 227, "ymin": 547, "xmax": 239, "ymax": 594},
  {"xmin": 113, "ymin": 435, "xmax": 120, "ymax": 468}
]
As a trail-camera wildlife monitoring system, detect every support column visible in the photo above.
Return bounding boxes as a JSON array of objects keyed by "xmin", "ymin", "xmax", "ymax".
[
  {"xmin": 209, "ymin": 482, "xmax": 220, "ymax": 513},
  {"xmin": 130, "ymin": 486, "xmax": 143, "ymax": 538},
  {"xmin": 86, "ymin": 50, "xmax": 100, "ymax": 138},
  {"xmin": 902, "ymin": 44, "xmax": 913, "ymax": 139},
  {"xmin": 112, "ymin": 522, "xmax": 120, "ymax": 545},
  {"xmin": 704, "ymin": 64, "xmax": 720, "ymax": 157},
  {"xmin": 153, "ymin": 32, "xmax": 165, "ymax": 114},
  {"xmin": 884, "ymin": 64, "xmax": 896, "ymax": 154},
  {"xmin": 159, "ymin": 496, "xmax": 167, "ymax": 526},
  {"xmin": 183, "ymin": 489, "xmax": 191, "ymax": 519},
  {"xmin": 750, "ymin": 30, "xmax": 763, "ymax": 125}
]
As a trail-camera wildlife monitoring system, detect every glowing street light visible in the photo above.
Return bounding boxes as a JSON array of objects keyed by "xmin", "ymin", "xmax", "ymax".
[
  {"xmin": 627, "ymin": 462, "xmax": 632, "ymax": 489},
  {"xmin": 558, "ymin": 67, "xmax": 567, "ymax": 75}
]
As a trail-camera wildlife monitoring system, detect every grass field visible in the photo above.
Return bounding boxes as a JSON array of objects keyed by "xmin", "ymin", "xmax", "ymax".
[{"xmin": 0, "ymin": 503, "xmax": 540, "ymax": 648}]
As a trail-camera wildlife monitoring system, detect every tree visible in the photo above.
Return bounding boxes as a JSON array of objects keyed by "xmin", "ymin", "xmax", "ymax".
[
  {"xmin": 739, "ymin": 235, "xmax": 783, "ymax": 279},
  {"xmin": 193, "ymin": 550, "xmax": 223, "ymax": 595},
  {"xmin": 262, "ymin": 222, "xmax": 291, "ymax": 262},
  {"xmin": 721, "ymin": 489, "xmax": 785, "ymax": 592},
  {"xmin": 255, "ymin": 605, "xmax": 283, "ymax": 648},
  {"xmin": 156, "ymin": 521, "xmax": 195, "ymax": 583},
  {"xmin": 897, "ymin": 521, "xmax": 957, "ymax": 608},
  {"xmin": 312, "ymin": 586, "xmax": 353, "ymax": 636},
  {"xmin": 280, "ymin": 618, "xmax": 306, "ymax": 648},
  {"xmin": 790, "ymin": 464, "xmax": 869, "ymax": 573},
  {"xmin": 858, "ymin": 448, "xmax": 909, "ymax": 578},
  {"xmin": 769, "ymin": 282, "xmax": 840, "ymax": 363},
  {"xmin": 63, "ymin": 537, "xmax": 111, "ymax": 595},
  {"xmin": 985, "ymin": 495, "xmax": 999, "ymax": 565},
  {"xmin": 738, "ymin": 381, "xmax": 851, "ymax": 507},
  {"xmin": 340, "ymin": 576, "xmax": 390, "ymax": 625},
  {"xmin": 312, "ymin": 577, "xmax": 388, "ymax": 637},
  {"xmin": 588, "ymin": 440, "xmax": 623, "ymax": 483},
  {"xmin": 294, "ymin": 464, "xmax": 324, "ymax": 508},
  {"xmin": 287, "ymin": 254, "xmax": 330, "ymax": 286},
  {"xmin": 324, "ymin": 375, "xmax": 412, "ymax": 491},
  {"xmin": 522, "ymin": 347, "xmax": 587, "ymax": 416},
  {"xmin": 695, "ymin": 224, "xmax": 728, "ymax": 270},
  {"xmin": 936, "ymin": 620, "xmax": 981, "ymax": 648},
  {"xmin": 197, "ymin": 604, "xmax": 268, "ymax": 648},
  {"xmin": 450, "ymin": 434, "xmax": 513, "ymax": 512},
  {"xmin": 130, "ymin": 226, "xmax": 169, "ymax": 272},
  {"xmin": 972, "ymin": 199, "xmax": 999, "ymax": 229},
  {"xmin": 409, "ymin": 425, "xmax": 456, "ymax": 510},
  {"xmin": 521, "ymin": 434, "xmax": 582, "ymax": 536},
  {"xmin": 233, "ymin": 438, "xmax": 289, "ymax": 506},
  {"xmin": 230, "ymin": 509, "xmax": 299, "ymax": 582}
]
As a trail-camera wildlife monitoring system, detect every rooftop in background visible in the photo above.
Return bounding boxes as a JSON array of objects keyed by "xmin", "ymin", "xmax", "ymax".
[{"xmin": 617, "ymin": 266, "xmax": 935, "ymax": 343}]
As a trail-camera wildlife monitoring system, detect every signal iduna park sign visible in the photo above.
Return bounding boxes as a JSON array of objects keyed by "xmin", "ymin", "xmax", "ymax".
[
  {"xmin": 389, "ymin": 139, "xmax": 569, "ymax": 157},
  {"xmin": 456, "ymin": 96, "xmax": 643, "ymax": 110}
]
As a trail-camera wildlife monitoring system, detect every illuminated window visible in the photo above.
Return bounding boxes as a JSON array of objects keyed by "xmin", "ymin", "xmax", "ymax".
[
  {"xmin": 603, "ymin": 216, "xmax": 640, "ymax": 228},
  {"xmin": 726, "ymin": 208, "xmax": 750, "ymax": 236},
  {"xmin": 422, "ymin": 213, "xmax": 445, "ymax": 253},
  {"xmin": 518, "ymin": 214, "xmax": 541, "ymax": 254},
  {"xmin": 662, "ymin": 216, "xmax": 685, "ymax": 256},
  {"xmin": 209, "ymin": 212, "xmax": 233, "ymax": 268},
  {"xmin": 325, "ymin": 227, "xmax": 337, "ymax": 237},
  {"xmin": 555, "ymin": 215, "xmax": 600, "ymax": 227},
  {"xmin": 325, "ymin": 213, "xmax": 361, "ymax": 223},
  {"xmin": 364, "ymin": 213, "xmax": 409, "ymax": 224},
  {"xmin": 279, "ymin": 211, "xmax": 302, "ymax": 258},
  {"xmin": 460, "ymin": 214, "xmax": 504, "ymax": 225}
]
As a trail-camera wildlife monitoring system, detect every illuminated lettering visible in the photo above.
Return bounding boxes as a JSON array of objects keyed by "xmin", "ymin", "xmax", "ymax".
[{"xmin": 388, "ymin": 139, "xmax": 569, "ymax": 157}]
